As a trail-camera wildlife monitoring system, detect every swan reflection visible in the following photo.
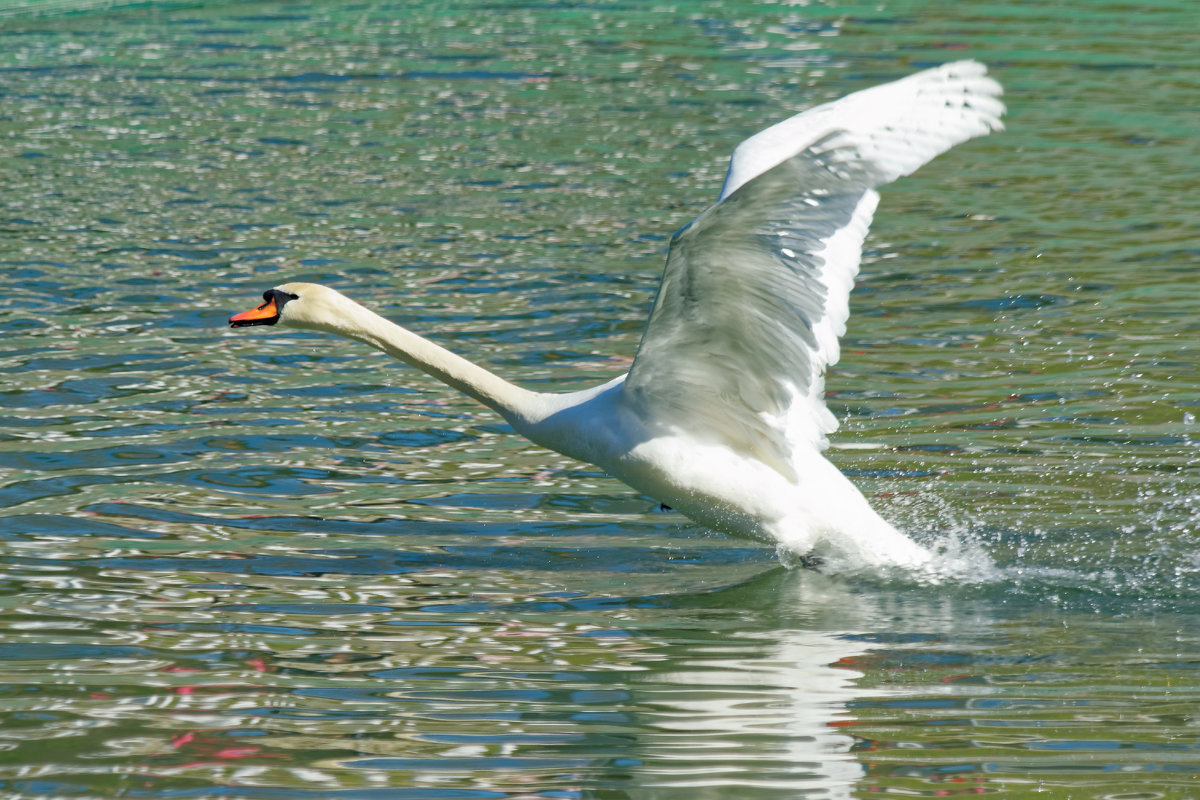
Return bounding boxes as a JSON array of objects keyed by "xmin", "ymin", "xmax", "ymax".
[{"xmin": 615, "ymin": 569, "xmax": 903, "ymax": 798}]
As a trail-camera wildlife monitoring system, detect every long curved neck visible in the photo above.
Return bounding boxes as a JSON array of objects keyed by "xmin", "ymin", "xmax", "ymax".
[{"xmin": 307, "ymin": 302, "xmax": 546, "ymax": 426}]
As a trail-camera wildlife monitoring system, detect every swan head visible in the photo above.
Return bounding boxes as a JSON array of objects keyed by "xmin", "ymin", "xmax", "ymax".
[{"xmin": 229, "ymin": 282, "xmax": 365, "ymax": 334}]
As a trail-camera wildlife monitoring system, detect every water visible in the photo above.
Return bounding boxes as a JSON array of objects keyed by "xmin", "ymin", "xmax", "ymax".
[{"xmin": 1, "ymin": 0, "xmax": 1198, "ymax": 797}]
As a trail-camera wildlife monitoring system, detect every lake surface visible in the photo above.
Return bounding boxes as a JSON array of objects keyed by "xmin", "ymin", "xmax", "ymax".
[{"xmin": 1, "ymin": 0, "xmax": 1198, "ymax": 797}]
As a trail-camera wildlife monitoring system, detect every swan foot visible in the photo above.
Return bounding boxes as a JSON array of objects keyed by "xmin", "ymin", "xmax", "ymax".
[{"xmin": 796, "ymin": 552, "xmax": 824, "ymax": 569}]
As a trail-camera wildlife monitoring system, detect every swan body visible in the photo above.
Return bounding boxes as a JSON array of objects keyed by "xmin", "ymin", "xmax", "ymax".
[{"xmin": 230, "ymin": 61, "xmax": 1004, "ymax": 568}]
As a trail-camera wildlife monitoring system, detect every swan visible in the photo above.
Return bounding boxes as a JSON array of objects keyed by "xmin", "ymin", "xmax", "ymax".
[{"xmin": 230, "ymin": 60, "xmax": 1004, "ymax": 569}]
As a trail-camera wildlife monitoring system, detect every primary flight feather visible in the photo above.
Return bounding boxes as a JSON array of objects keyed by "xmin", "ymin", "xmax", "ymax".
[{"xmin": 230, "ymin": 60, "xmax": 1004, "ymax": 569}]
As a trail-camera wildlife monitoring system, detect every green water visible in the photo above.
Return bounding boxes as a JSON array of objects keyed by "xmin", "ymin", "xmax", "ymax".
[{"xmin": 1, "ymin": 1, "xmax": 1198, "ymax": 797}]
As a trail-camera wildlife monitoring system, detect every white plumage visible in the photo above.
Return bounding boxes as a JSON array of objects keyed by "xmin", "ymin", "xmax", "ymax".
[{"xmin": 231, "ymin": 61, "xmax": 1004, "ymax": 569}]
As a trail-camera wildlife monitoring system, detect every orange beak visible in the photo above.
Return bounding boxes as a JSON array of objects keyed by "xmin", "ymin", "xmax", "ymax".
[{"xmin": 229, "ymin": 295, "xmax": 280, "ymax": 327}]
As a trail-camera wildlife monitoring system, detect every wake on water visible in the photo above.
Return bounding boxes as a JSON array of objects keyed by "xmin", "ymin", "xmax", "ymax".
[{"xmin": 782, "ymin": 484, "xmax": 1200, "ymax": 614}]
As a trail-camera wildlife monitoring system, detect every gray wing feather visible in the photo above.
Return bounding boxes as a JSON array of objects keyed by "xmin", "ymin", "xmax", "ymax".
[
  {"xmin": 623, "ymin": 136, "xmax": 882, "ymax": 477},
  {"xmin": 620, "ymin": 62, "xmax": 1004, "ymax": 477}
]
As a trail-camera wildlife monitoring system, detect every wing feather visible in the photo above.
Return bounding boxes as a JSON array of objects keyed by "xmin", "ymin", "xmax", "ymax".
[{"xmin": 621, "ymin": 61, "xmax": 1004, "ymax": 477}]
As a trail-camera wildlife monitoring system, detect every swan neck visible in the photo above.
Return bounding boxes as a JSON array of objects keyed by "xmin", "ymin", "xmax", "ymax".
[{"xmin": 331, "ymin": 305, "xmax": 541, "ymax": 423}]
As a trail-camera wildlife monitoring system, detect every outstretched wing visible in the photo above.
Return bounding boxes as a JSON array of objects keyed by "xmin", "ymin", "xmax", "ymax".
[{"xmin": 621, "ymin": 61, "xmax": 1004, "ymax": 477}]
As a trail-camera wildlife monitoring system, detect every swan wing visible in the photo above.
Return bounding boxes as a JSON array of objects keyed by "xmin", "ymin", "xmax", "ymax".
[{"xmin": 622, "ymin": 61, "xmax": 1004, "ymax": 475}]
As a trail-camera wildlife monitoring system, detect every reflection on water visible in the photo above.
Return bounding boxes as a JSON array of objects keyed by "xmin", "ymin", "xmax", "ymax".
[
  {"xmin": 1, "ymin": 0, "xmax": 1199, "ymax": 797},
  {"xmin": 626, "ymin": 577, "xmax": 887, "ymax": 798},
  {"xmin": 1, "ymin": 551, "xmax": 1193, "ymax": 797}
]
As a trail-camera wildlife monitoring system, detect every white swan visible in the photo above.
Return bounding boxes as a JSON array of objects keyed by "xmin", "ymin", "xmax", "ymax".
[{"xmin": 230, "ymin": 61, "xmax": 1004, "ymax": 569}]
